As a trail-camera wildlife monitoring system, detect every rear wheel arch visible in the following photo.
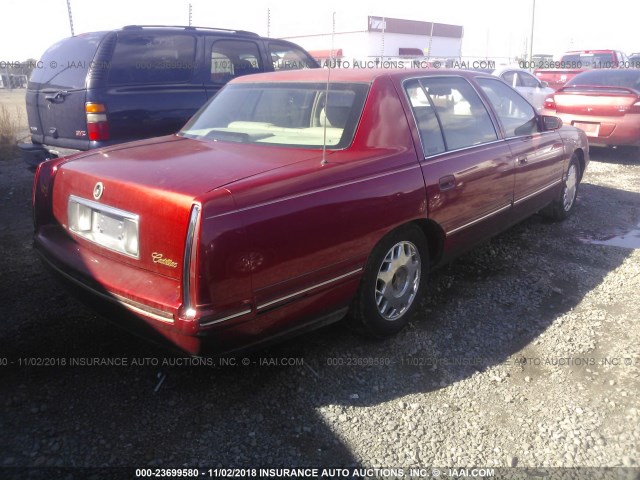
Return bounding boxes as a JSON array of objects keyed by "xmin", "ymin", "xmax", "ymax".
[{"xmin": 348, "ymin": 218, "xmax": 444, "ymax": 337}]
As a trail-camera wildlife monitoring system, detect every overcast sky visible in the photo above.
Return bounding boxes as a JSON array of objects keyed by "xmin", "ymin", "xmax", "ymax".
[{"xmin": 1, "ymin": 0, "xmax": 638, "ymax": 61}]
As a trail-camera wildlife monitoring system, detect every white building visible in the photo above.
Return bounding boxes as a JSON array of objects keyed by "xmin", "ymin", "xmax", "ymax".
[{"xmin": 282, "ymin": 16, "xmax": 463, "ymax": 63}]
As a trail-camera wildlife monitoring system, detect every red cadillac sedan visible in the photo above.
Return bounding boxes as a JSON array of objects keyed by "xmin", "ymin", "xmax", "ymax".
[
  {"xmin": 541, "ymin": 69, "xmax": 640, "ymax": 147},
  {"xmin": 33, "ymin": 69, "xmax": 589, "ymax": 354}
]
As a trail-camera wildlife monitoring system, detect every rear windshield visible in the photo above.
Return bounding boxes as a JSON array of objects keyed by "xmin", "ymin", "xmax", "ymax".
[
  {"xmin": 29, "ymin": 32, "xmax": 105, "ymax": 89},
  {"xmin": 561, "ymin": 53, "xmax": 615, "ymax": 68},
  {"xmin": 566, "ymin": 70, "xmax": 640, "ymax": 90},
  {"xmin": 180, "ymin": 82, "xmax": 369, "ymax": 149}
]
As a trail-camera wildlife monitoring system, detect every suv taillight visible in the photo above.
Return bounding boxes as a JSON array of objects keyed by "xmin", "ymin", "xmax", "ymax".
[{"xmin": 85, "ymin": 103, "xmax": 109, "ymax": 141}]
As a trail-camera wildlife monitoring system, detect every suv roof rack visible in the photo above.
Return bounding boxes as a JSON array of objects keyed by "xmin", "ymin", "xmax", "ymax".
[{"xmin": 121, "ymin": 25, "xmax": 260, "ymax": 37}]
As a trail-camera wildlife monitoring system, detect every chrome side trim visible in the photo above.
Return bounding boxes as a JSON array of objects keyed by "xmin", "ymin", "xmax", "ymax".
[
  {"xmin": 38, "ymin": 252, "xmax": 174, "ymax": 324},
  {"xmin": 199, "ymin": 308, "xmax": 253, "ymax": 327},
  {"xmin": 513, "ymin": 179, "xmax": 562, "ymax": 206},
  {"xmin": 256, "ymin": 268, "xmax": 363, "ymax": 311},
  {"xmin": 446, "ymin": 203, "xmax": 512, "ymax": 236},
  {"xmin": 182, "ymin": 205, "xmax": 201, "ymax": 319}
]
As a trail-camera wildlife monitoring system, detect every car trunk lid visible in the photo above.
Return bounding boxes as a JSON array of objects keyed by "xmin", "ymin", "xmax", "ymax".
[
  {"xmin": 51, "ymin": 135, "xmax": 321, "ymax": 280},
  {"xmin": 553, "ymin": 86, "xmax": 640, "ymax": 117}
]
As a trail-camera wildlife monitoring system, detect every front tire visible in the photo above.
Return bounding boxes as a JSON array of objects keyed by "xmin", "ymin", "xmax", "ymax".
[
  {"xmin": 543, "ymin": 154, "xmax": 581, "ymax": 221},
  {"xmin": 349, "ymin": 224, "xmax": 428, "ymax": 338}
]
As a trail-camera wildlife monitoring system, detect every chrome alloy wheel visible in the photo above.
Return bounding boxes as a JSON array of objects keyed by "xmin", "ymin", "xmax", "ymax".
[
  {"xmin": 563, "ymin": 163, "xmax": 578, "ymax": 212},
  {"xmin": 374, "ymin": 241, "xmax": 421, "ymax": 321}
]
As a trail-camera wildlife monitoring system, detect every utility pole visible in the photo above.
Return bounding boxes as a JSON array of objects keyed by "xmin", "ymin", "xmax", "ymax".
[
  {"xmin": 188, "ymin": 3, "xmax": 192, "ymax": 26},
  {"xmin": 66, "ymin": 0, "xmax": 75, "ymax": 36},
  {"xmin": 529, "ymin": 0, "xmax": 536, "ymax": 62},
  {"xmin": 267, "ymin": 8, "xmax": 271, "ymax": 38}
]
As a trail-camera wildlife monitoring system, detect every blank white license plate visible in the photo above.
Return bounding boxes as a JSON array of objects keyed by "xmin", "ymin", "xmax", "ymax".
[{"xmin": 573, "ymin": 122, "xmax": 600, "ymax": 137}]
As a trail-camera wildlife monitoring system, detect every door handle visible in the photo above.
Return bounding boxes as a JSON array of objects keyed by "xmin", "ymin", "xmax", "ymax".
[
  {"xmin": 517, "ymin": 156, "xmax": 528, "ymax": 165},
  {"xmin": 438, "ymin": 175, "xmax": 456, "ymax": 191},
  {"xmin": 45, "ymin": 90, "xmax": 69, "ymax": 102}
]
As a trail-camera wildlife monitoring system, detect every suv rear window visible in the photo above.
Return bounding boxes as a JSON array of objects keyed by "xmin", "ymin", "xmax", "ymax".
[
  {"xmin": 108, "ymin": 33, "xmax": 196, "ymax": 85},
  {"xmin": 29, "ymin": 32, "xmax": 105, "ymax": 89}
]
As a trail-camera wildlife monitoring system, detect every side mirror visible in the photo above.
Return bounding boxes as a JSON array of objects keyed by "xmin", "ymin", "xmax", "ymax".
[
  {"xmin": 541, "ymin": 115, "xmax": 562, "ymax": 131},
  {"xmin": 539, "ymin": 81, "xmax": 549, "ymax": 88}
]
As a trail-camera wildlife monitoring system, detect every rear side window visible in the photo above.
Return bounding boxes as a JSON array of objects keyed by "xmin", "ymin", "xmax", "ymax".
[
  {"xmin": 30, "ymin": 32, "xmax": 105, "ymax": 89},
  {"xmin": 405, "ymin": 76, "xmax": 498, "ymax": 155},
  {"xmin": 107, "ymin": 34, "xmax": 196, "ymax": 86},
  {"xmin": 209, "ymin": 40, "xmax": 262, "ymax": 84},
  {"xmin": 269, "ymin": 42, "xmax": 318, "ymax": 71}
]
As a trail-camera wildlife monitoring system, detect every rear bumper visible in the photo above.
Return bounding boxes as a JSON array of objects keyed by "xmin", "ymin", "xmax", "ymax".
[
  {"xmin": 545, "ymin": 112, "xmax": 640, "ymax": 147},
  {"xmin": 34, "ymin": 225, "xmax": 203, "ymax": 352},
  {"xmin": 34, "ymin": 225, "xmax": 356, "ymax": 356},
  {"xmin": 18, "ymin": 143, "xmax": 59, "ymax": 168}
]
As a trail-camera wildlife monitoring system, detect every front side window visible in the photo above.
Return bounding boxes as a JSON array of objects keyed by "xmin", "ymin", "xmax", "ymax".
[
  {"xmin": 209, "ymin": 40, "xmax": 262, "ymax": 84},
  {"xmin": 108, "ymin": 34, "xmax": 196, "ymax": 85},
  {"xmin": 477, "ymin": 78, "xmax": 537, "ymax": 138},
  {"xmin": 406, "ymin": 76, "xmax": 498, "ymax": 153},
  {"xmin": 268, "ymin": 42, "xmax": 318, "ymax": 71},
  {"xmin": 180, "ymin": 82, "xmax": 368, "ymax": 149}
]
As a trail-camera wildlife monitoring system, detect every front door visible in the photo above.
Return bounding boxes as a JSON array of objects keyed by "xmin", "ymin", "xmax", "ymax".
[
  {"xmin": 476, "ymin": 77, "xmax": 564, "ymax": 217},
  {"xmin": 402, "ymin": 76, "xmax": 515, "ymax": 255}
]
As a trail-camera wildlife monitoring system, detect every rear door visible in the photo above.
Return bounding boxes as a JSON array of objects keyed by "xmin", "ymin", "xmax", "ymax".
[
  {"xmin": 517, "ymin": 71, "xmax": 548, "ymax": 110},
  {"xmin": 104, "ymin": 31, "xmax": 205, "ymax": 141},
  {"xmin": 27, "ymin": 32, "xmax": 105, "ymax": 148}
]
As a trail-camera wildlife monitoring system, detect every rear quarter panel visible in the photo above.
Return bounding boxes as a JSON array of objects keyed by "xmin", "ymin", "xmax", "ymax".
[{"xmin": 206, "ymin": 75, "xmax": 426, "ymax": 333}]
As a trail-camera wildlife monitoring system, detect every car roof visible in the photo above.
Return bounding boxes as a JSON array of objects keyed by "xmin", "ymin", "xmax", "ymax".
[
  {"xmin": 230, "ymin": 68, "xmax": 486, "ymax": 84},
  {"xmin": 118, "ymin": 25, "xmax": 261, "ymax": 37}
]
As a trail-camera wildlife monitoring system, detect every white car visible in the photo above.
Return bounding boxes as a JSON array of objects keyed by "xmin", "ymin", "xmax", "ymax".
[{"xmin": 493, "ymin": 68, "xmax": 554, "ymax": 110}]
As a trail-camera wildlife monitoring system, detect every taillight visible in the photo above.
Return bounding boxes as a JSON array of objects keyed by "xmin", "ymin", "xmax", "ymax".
[
  {"xmin": 182, "ymin": 204, "xmax": 201, "ymax": 320},
  {"xmin": 544, "ymin": 96, "xmax": 556, "ymax": 110},
  {"xmin": 85, "ymin": 103, "xmax": 109, "ymax": 141}
]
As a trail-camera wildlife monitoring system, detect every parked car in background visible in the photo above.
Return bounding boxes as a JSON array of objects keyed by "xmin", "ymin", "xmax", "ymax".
[
  {"xmin": 629, "ymin": 53, "xmax": 640, "ymax": 66},
  {"xmin": 534, "ymin": 50, "xmax": 628, "ymax": 90},
  {"xmin": 493, "ymin": 67, "xmax": 554, "ymax": 110},
  {"xmin": 20, "ymin": 25, "xmax": 318, "ymax": 167},
  {"xmin": 541, "ymin": 69, "xmax": 640, "ymax": 147},
  {"xmin": 33, "ymin": 69, "xmax": 588, "ymax": 355},
  {"xmin": 531, "ymin": 54, "xmax": 553, "ymax": 68}
]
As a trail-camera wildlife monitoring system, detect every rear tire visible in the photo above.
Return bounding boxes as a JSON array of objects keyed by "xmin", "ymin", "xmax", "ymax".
[
  {"xmin": 348, "ymin": 224, "xmax": 428, "ymax": 338},
  {"xmin": 543, "ymin": 154, "xmax": 581, "ymax": 221}
]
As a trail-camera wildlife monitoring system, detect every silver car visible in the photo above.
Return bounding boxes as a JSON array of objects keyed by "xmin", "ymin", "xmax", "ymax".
[{"xmin": 493, "ymin": 67, "xmax": 554, "ymax": 110}]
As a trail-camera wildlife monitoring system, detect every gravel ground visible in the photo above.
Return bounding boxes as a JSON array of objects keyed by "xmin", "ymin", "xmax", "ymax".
[{"xmin": 0, "ymin": 143, "xmax": 639, "ymax": 480}]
